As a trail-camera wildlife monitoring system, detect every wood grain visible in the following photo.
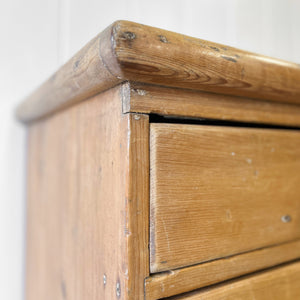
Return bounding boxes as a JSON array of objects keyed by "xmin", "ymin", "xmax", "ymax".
[
  {"xmin": 145, "ymin": 239, "xmax": 300, "ymax": 299},
  {"xmin": 150, "ymin": 123, "xmax": 300, "ymax": 272},
  {"xmin": 17, "ymin": 20, "xmax": 300, "ymax": 123},
  {"xmin": 127, "ymin": 83, "xmax": 300, "ymax": 127},
  {"xmin": 170, "ymin": 260, "xmax": 300, "ymax": 299},
  {"xmin": 110, "ymin": 21, "xmax": 300, "ymax": 105},
  {"xmin": 26, "ymin": 84, "xmax": 149, "ymax": 299},
  {"xmin": 126, "ymin": 113, "xmax": 150, "ymax": 298},
  {"xmin": 16, "ymin": 24, "xmax": 122, "ymax": 123}
]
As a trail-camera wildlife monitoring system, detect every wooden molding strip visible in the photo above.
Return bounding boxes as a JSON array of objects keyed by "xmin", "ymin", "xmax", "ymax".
[
  {"xmin": 169, "ymin": 260, "xmax": 300, "ymax": 299},
  {"xmin": 17, "ymin": 20, "xmax": 300, "ymax": 123},
  {"xmin": 144, "ymin": 239, "xmax": 300, "ymax": 299},
  {"xmin": 127, "ymin": 83, "xmax": 300, "ymax": 127}
]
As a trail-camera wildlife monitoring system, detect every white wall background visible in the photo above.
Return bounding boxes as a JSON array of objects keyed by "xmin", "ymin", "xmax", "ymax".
[{"xmin": 1, "ymin": 0, "xmax": 299, "ymax": 299}]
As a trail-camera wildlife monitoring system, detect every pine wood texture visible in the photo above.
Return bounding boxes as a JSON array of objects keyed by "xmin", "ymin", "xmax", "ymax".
[
  {"xmin": 127, "ymin": 113, "xmax": 150, "ymax": 298},
  {"xmin": 26, "ymin": 85, "xmax": 149, "ymax": 299},
  {"xmin": 145, "ymin": 239, "xmax": 300, "ymax": 299},
  {"xmin": 171, "ymin": 260, "xmax": 300, "ymax": 299},
  {"xmin": 150, "ymin": 123, "xmax": 300, "ymax": 273},
  {"xmin": 17, "ymin": 20, "xmax": 300, "ymax": 123},
  {"xmin": 127, "ymin": 83, "xmax": 300, "ymax": 127},
  {"xmin": 20, "ymin": 19, "xmax": 300, "ymax": 300},
  {"xmin": 17, "ymin": 27, "xmax": 122, "ymax": 123}
]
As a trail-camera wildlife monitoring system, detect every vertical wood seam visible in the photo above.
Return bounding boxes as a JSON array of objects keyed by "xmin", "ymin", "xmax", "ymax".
[{"xmin": 127, "ymin": 113, "xmax": 150, "ymax": 299}]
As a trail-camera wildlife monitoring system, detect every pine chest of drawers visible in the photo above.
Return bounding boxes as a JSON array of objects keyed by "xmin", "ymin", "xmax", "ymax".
[{"xmin": 17, "ymin": 21, "xmax": 300, "ymax": 299}]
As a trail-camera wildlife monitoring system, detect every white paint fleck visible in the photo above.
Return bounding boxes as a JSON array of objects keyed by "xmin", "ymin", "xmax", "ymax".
[
  {"xmin": 132, "ymin": 88, "xmax": 147, "ymax": 96},
  {"xmin": 246, "ymin": 158, "xmax": 252, "ymax": 164},
  {"xmin": 281, "ymin": 215, "xmax": 291, "ymax": 223},
  {"xmin": 231, "ymin": 152, "xmax": 235, "ymax": 156}
]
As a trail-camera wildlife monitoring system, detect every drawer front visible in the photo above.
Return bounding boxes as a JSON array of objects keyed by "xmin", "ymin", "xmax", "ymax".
[
  {"xmin": 170, "ymin": 261, "xmax": 300, "ymax": 299},
  {"xmin": 150, "ymin": 123, "xmax": 300, "ymax": 272}
]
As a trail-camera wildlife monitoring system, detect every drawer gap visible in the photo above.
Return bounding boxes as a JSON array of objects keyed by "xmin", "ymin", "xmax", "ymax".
[{"xmin": 149, "ymin": 113, "xmax": 300, "ymax": 130}]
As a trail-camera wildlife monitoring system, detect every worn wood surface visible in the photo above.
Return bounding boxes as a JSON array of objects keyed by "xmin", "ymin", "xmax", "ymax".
[
  {"xmin": 109, "ymin": 21, "xmax": 300, "ymax": 104},
  {"xmin": 126, "ymin": 113, "xmax": 150, "ymax": 298},
  {"xmin": 16, "ymin": 25, "xmax": 122, "ymax": 123},
  {"xmin": 150, "ymin": 123, "xmax": 300, "ymax": 273},
  {"xmin": 145, "ymin": 239, "xmax": 300, "ymax": 299},
  {"xmin": 26, "ymin": 85, "xmax": 149, "ymax": 299},
  {"xmin": 170, "ymin": 260, "xmax": 300, "ymax": 299},
  {"xmin": 17, "ymin": 20, "xmax": 300, "ymax": 123},
  {"xmin": 127, "ymin": 83, "xmax": 300, "ymax": 127}
]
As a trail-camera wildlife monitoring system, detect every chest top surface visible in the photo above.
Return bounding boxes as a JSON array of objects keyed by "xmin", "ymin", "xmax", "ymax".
[{"xmin": 16, "ymin": 20, "xmax": 300, "ymax": 124}]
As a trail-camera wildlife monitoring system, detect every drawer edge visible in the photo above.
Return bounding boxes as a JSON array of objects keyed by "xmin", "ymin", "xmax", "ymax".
[{"xmin": 145, "ymin": 239, "xmax": 300, "ymax": 299}]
